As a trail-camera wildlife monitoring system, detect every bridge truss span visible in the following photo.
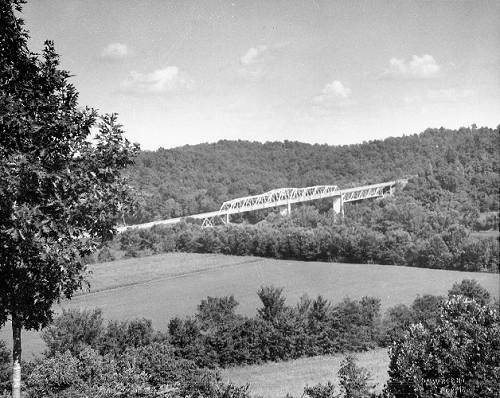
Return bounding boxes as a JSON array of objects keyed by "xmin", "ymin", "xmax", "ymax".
[
  {"xmin": 201, "ymin": 180, "xmax": 402, "ymax": 227},
  {"xmin": 341, "ymin": 181, "xmax": 395, "ymax": 203},
  {"xmin": 220, "ymin": 185, "xmax": 340, "ymax": 214},
  {"xmin": 119, "ymin": 179, "xmax": 407, "ymax": 231}
]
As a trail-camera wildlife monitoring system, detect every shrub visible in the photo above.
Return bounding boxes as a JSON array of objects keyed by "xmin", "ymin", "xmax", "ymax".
[
  {"xmin": 196, "ymin": 296, "xmax": 240, "ymax": 330},
  {"xmin": 118, "ymin": 342, "xmax": 222, "ymax": 397},
  {"xmin": 99, "ymin": 318, "xmax": 163, "ymax": 356},
  {"xmin": 303, "ymin": 382, "xmax": 337, "ymax": 398},
  {"xmin": 257, "ymin": 286, "xmax": 287, "ymax": 324},
  {"xmin": 169, "ymin": 289, "xmax": 384, "ymax": 367},
  {"xmin": 385, "ymin": 296, "xmax": 500, "ymax": 398},
  {"xmin": 448, "ymin": 278, "xmax": 491, "ymax": 305},
  {"xmin": 42, "ymin": 309, "xmax": 166, "ymax": 358},
  {"xmin": 379, "ymin": 304, "xmax": 413, "ymax": 346},
  {"xmin": 0, "ymin": 340, "xmax": 9, "ymax": 393},
  {"xmin": 338, "ymin": 355, "xmax": 375, "ymax": 398},
  {"xmin": 23, "ymin": 346, "xmax": 180, "ymax": 398},
  {"xmin": 41, "ymin": 308, "xmax": 104, "ymax": 356}
]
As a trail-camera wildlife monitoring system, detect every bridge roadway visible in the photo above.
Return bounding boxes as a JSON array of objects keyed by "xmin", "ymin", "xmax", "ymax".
[{"xmin": 118, "ymin": 179, "xmax": 405, "ymax": 232}]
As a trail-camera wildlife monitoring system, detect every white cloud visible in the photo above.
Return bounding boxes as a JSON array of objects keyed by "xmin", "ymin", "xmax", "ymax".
[
  {"xmin": 313, "ymin": 80, "xmax": 352, "ymax": 106},
  {"xmin": 240, "ymin": 45, "xmax": 268, "ymax": 65},
  {"xmin": 121, "ymin": 66, "xmax": 194, "ymax": 94},
  {"xmin": 101, "ymin": 43, "xmax": 130, "ymax": 59},
  {"xmin": 238, "ymin": 45, "xmax": 269, "ymax": 80},
  {"xmin": 385, "ymin": 54, "xmax": 441, "ymax": 79}
]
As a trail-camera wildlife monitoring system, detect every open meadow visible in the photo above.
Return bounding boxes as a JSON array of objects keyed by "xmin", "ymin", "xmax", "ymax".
[
  {"xmin": 1, "ymin": 252, "xmax": 498, "ymax": 360},
  {"xmin": 221, "ymin": 348, "xmax": 389, "ymax": 397}
]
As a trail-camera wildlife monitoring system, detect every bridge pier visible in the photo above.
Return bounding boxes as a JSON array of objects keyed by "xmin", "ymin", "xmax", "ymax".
[
  {"xmin": 332, "ymin": 195, "xmax": 344, "ymax": 217},
  {"xmin": 225, "ymin": 213, "xmax": 230, "ymax": 224}
]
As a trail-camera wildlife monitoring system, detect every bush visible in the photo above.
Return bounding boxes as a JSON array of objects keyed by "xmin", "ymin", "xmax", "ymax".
[
  {"xmin": 0, "ymin": 340, "xmax": 9, "ymax": 393},
  {"xmin": 99, "ymin": 318, "xmax": 164, "ymax": 356},
  {"xmin": 41, "ymin": 308, "xmax": 104, "ymax": 356},
  {"xmin": 338, "ymin": 355, "xmax": 375, "ymax": 398},
  {"xmin": 448, "ymin": 278, "xmax": 491, "ymax": 305},
  {"xmin": 118, "ymin": 342, "xmax": 222, "ymax": 397},
  {"xmin": 303, "ymin": 382, "xmax": 337, "ymax": 398},
  {"xmin": 23, "ymin": 346, "xmax": 169, "ymax": 398},
  {"xmin": 385, "ymin": 296, "xmax": 500, "ymax": 398},
  {"xmin": 169, "ymin": 288, "xmax": 383, "ymax": 367},
  {"xmin": 24, "ymin": 343, "xmax": 250, "ymax": 398},
  {"xmin": 42, "ymin": 309, "xmax": 166, "ymax": 358}
]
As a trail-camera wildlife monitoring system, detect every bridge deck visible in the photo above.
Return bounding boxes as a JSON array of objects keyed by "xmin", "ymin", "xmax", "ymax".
[{"xmin": 119, "ymin": 179, "xmax": 405, "ymax": 231}]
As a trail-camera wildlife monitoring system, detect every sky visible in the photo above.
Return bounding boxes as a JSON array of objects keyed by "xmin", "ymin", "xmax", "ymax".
[{"xmin": 22, "ymin": 0, "xmax": 500, "ymax": 150}]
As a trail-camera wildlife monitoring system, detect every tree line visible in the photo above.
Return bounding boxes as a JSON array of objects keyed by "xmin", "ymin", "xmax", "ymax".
[{"xmin": 111, "ymin": 175, "xmax": 499, "ymax": 272}]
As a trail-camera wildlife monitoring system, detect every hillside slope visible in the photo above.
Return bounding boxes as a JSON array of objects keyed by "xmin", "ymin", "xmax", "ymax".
[{"xmin": 125, "ymin": 126, "xmax": 498, "ymax": 224}]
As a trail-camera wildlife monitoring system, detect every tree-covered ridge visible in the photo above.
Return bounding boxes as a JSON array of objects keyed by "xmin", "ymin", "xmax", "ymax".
[{"xmin": 126, "ymin": 126, "xmax": 498, "ymax": 223}]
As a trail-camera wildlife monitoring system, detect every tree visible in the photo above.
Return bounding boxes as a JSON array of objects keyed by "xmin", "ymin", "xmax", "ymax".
[
  {"xmin": 0, "ymin": 1, "xmax": 139, "ymax": 396},
  {"xmin": 41, "ymin": 308, "xmax": 104, "ymax": 356},
  {"xmin": 257, "ymin": 286, "xmax": 287, "ymax": 324},
  {"xmin": 337, "ymin": 355, "xmax": 375, "ymax": 398},
  {"xmin": 196, "ymin": 295, "xmax": 239, "ymax": 330},
  {"xmin": 385, "ymin": 296, "xmax": 500, "ymax": 398},
  {"xmin": 448, "ymin": 279, "xmax": 491, "ymax": 305}
]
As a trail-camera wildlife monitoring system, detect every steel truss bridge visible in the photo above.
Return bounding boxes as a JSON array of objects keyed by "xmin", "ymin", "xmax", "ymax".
[{"xmin": 118, "ymin": 179, "xmax": 405, "ymax": 232}]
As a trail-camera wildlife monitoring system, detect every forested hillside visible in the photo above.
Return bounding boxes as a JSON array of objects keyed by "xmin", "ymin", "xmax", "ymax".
[
  {"xmin": 109, "ymin": 126, "xmax": 499, "ymax": 272},
  {"xmin": 126, "ymin": 126, "xmax": 498, "ymax": 224}
]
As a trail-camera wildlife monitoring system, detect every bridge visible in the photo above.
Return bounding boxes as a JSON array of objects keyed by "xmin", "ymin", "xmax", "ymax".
[{"xmin": 118, "ymin": 179, "xmax": 405, "ymax": 232}]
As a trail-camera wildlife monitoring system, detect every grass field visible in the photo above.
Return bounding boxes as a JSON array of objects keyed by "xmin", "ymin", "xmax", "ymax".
[
  {"xmin": 221, "ymin": 349, "xmax": 389, "ymax": 397},
  {"xmin": 1, "ymin": 252, "xmax": 498, "ymax": 359}
]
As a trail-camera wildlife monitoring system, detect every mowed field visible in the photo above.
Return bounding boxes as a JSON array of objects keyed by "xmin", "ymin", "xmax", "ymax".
[
  {"xmin": 1, "ymin": 252, "xmax": 498, "ymax": 362},
  {"xmin": 221, "ymin": 348, "xmax": 389, "ymax": 397}
]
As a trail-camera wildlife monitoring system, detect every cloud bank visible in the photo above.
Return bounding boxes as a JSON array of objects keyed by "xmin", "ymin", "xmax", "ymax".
[
  {"xmin": 101, "ymin": 43, "xmax": 130, "ymax": 59},
  {"xmin": 240, "ymin": 45, "xmax": 268, "ymax": 65},
  {"xmin": 385, "ymin": 54, "xmax": 440, "ymax": 79},
  {"xmin": 121, "ymin": 66, "xmax": 194, "ymax": 94},
  {"xmin": 314, "ymin": 80, "xmax": 352, "ymax": 106}
]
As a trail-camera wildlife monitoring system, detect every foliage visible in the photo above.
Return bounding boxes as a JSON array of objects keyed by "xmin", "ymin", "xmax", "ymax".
[
  {"xmin": 0, "ymin": 341, "xmax": 9, "ymax": 393},
  {"xmin": 125, "ymin": 127, "xmax": 499, "ymax": 224},
  {"xmin": 168, "ymin": 287, "xmax": 382, "ymax": 367},
  {"xmin": 337, "ymin": 355, "xmax": 375, "ymax": 398},
  {"xmin": 110, "ymin": 126, "xmax": 500, "ymax": 273},
  {"xmin": 99, "ymin": 318, "xmax": 163, "ymax": 356},
  {"xmin": 0, "ymin": 3, "xmax": 139, "ymax": 395},
  {"xmin": 448, "ymin": 278, "xmax": 491, "ymax": 305},
  {"xmin": 41, "ymin": 308, "xmax": 104, "ymax": 356},
  {"xmin": 115, "ymin": 206, "xmax": 499, "ymax": 272},
  {"xmin": 385, "ymin": 296, "xmax": 500, "ymax": 398},
  {"xmin": 41, "ymin": 309, "xmax": 166, "ymax": 358},
  {"xmin": 303, "ymin": 382, "xmax": 337, "ymax": 398},
  {"xmin": 22, "ymin": 343, "xmax": 251, "ymax": 398},
  {"xmin": 196, "ymin": 296, "xmax": 240, "ymax": 330},
  {"xmin": 292, "ymin": 355, "xmax": 375, "ymax": 398},
  {"xmin": 257, "ymin": 286, "xmax": 287, "ymax": 324}
]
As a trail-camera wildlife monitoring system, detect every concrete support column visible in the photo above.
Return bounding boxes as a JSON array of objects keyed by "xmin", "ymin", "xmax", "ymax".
[
  {"xmin": 280, "ymin": 202, "xmax": 292, "ymax": 216},
  {"xmin": 225, "ymin": 213, "xmax": 230, "ymax": 224},
  {"xmin": 333, "ymin": 195, "xmax": 344, "ymax": 217}
]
